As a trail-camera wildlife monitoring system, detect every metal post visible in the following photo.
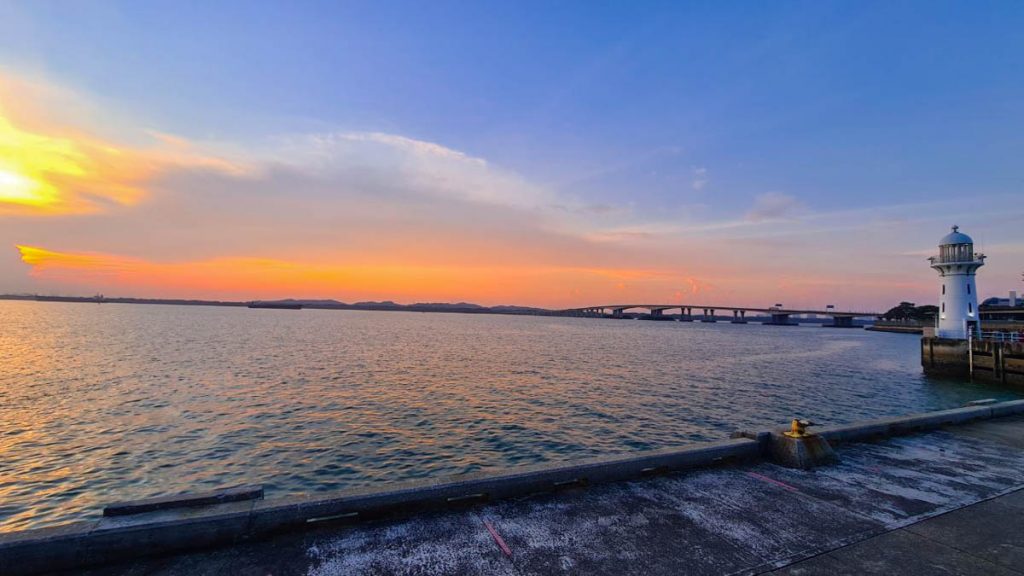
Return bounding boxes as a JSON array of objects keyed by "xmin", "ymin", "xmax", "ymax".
[{"xmin": 968, "ymin": 330, "xmax": 974, "ymax": 377}]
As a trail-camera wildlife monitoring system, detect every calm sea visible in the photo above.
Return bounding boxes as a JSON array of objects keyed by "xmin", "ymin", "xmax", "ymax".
[{"xmin": 1, "ymin": 300, "xmax": 1019, "ymax": 531}]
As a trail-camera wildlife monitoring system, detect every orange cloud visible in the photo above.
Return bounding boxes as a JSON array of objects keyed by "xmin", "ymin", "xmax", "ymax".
[
  {"xmin": 15, "ymin": 244, "xmax": 934, "ymax": 310},
  {"xmin": 16, "ymin": 245, "xmax": 697, "ymax": 307},
  {"xmin": 0, "ymin": 71, "xmax": 240, "ymax": 216},
  {"xmin": 0, "ymin": 115, "xmax": 151, "ymax": 214}
]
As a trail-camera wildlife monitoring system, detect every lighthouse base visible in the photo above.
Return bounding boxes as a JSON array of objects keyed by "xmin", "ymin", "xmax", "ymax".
[{"xmin": 922, "ymin": 337, "xmax": 1024, "ymax": 387}]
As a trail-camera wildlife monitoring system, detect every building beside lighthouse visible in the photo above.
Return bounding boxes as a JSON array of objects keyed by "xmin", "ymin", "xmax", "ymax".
[{"xmin": 929, "ymin": 225, "xmax": 985, "ymax": 339}]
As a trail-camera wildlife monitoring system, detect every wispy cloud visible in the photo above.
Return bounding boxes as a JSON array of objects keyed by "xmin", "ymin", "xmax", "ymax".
[
  {"xmin": 268, "ymin": 130, "xmax": 551, "ymax": 209},
  {"xmin": 334, "ymin": 132, "xmax": 487, "ymax": 166},
  {"xmin": 744, "ymin": 192, "xmax": 803, "ymax": 222},
  {"xmin": 691, "ymin": 167, "xmax": 708, "ymax": 191}
]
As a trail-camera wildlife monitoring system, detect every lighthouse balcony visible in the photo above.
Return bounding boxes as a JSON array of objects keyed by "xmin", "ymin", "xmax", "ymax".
[{"xmin": 928, "ymin": 252, "xmax": 985, "ymax": 265}]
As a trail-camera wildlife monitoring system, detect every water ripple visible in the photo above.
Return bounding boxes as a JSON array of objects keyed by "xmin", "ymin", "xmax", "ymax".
[{"xmin": 0, "ymin": 300, "xmax": 1020, "ymax": 532}]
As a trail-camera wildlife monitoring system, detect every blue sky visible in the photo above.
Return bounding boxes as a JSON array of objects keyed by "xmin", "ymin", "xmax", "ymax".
[{"xmin": 0, "ymin": 1, "xmax": 1022, "ymax": 307}]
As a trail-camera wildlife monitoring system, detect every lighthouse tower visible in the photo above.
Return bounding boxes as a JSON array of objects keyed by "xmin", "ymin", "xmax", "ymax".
[{"xmin": 929, "ymin": 225, "xmax": 985, "ymax": 339}]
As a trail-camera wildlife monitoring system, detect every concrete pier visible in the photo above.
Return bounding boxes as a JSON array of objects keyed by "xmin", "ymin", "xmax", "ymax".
[
  {"xmin": 4, "ymin": 400, "xmax": 1024, "ymax": 575},
  {"xmin": 922, "ymin": 336, "xmax": 1024, "ymax": 386},
  {"xmin": 866, "ymin": 321, "xmax": 925, "ymax": 334}
]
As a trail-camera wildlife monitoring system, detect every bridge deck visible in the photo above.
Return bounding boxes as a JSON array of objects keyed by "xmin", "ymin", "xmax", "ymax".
[{"xmin": 568, "ymin": 305, "xmax": 880, "ymax": 317}]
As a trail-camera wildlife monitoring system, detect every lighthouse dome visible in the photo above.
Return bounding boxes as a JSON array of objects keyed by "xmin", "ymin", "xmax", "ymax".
[{"xmin": 939, "ymin": 225, "xmax": 973, "ymax": 246}]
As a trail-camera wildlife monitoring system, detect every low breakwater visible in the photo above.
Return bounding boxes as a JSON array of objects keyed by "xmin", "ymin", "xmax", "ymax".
[{"xmin": 3, "ymin": 399, "xmax": 1024, "ymax": 575}]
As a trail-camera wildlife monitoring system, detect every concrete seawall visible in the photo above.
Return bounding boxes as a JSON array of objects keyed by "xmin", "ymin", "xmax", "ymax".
[
  {"xmin": 922, "ymin": 336, "xmax": 1024, "ymax": 386},
  {"xmin": 864, "ymin": 324, "xmax": 924, "ymax": 334},
  {"xmin": 4, "ymin": 399, "xmax": 1024, "ymax": 575}
]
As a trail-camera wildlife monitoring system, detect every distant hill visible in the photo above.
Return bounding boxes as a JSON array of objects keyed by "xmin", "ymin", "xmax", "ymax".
[
  {"xmin": 273, "ymin": 298, "xmax": 345, "ymax": 306},
  {"xmin": 1, "ymin": 294, "xmax": 555, "ymax": 317},
  {"xmin": 410, "ymin": 302, "xmax": 484, "ymax": 309},
  {"xmin": 241, "ymin": 299, "xmax": 550, "ymax": 315},
  {"xmin": 490, "ymin": 305, "xmax": 548, "ymax": 313}
]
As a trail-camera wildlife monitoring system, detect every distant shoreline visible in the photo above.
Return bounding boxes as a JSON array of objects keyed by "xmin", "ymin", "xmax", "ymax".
[
  {"xmin": 0, "ymin": 294, "xmax": 555, "ymax": 316},
  {"xmin": 0, "ymin": 294, "xmax": 879, "ymax": 324}
]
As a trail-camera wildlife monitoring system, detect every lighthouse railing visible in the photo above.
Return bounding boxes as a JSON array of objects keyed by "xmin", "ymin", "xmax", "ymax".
[
  {"xmin": 929, "ymin": 251, "xmax": 985, "ymax": 265},
  {"xmin": 979, "ymin": 331, "xmax": 1023, "ymax": 343}
]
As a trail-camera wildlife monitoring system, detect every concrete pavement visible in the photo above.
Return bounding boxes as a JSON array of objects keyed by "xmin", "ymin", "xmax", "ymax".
[
  {"xmin": 773, "ymin": 489, "xmax": 1024, "ymax": 575},
  {"xmin": 60, "ymin": 414, "xmax": 1024, "ymax": 575}
]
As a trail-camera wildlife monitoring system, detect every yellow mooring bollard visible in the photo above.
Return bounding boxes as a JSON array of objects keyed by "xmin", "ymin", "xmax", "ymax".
[
  {"xmin": 784, "ymin": 419, "xmax": 816, "ymax": 438},
  {"xmin": 772, "ymin": 418, "xmax": 839, "ymax": 469}
]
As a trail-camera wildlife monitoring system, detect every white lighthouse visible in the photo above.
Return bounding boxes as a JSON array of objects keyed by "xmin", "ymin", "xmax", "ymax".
[{"xmin": 929, "ymin": 225, "xmax": 985, "ymax": 339}]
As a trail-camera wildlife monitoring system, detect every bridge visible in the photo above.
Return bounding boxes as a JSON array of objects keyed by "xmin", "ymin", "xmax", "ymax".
[{"xmin": 561, "ymin": 304, "xmax": 882, "ymax": 327}]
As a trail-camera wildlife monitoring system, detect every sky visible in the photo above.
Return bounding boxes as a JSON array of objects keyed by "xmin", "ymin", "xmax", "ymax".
[{"xmin": 0, "ymin": 1, "xmax": 1022, "ymax": 309}]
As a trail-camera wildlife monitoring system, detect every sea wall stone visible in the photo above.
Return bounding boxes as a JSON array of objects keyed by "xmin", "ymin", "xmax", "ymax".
[
  {"xmin": 921, "ymin": 337, "xmax": 969, "ymax": 376},
  {"xmin": 921, "ymin": 337, "xmax": 1024, "ymax": 386},
  {"xmin": 769, "ymin": 434, "xmax": 839, "ymax": 469}
]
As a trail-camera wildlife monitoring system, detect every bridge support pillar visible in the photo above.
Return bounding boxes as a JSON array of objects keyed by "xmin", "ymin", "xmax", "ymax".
[
  {"xmin": 650, "ymin": 308, "xmax": 663, "ymax": 317},
  {"xmin": 731, "ymin": 310, "xmax": 748, "ymax": 324},
  {"xmin": 701, "ymin": 308, "xmax": 717, "ymax": 323},
  {"xmin": 828, "ymin": 316, "xmax": 855, "ymax": 328},
  {"xmin": 767, "ymin": 313, "xmax": 796, "ymax": 326},
  {"xmin": 679, "ymin": 307, "xmax": 693, "ymax": 321},
  {"xmin": 612, "ymin": 308, "xmax": 625, "ymax": 319}
]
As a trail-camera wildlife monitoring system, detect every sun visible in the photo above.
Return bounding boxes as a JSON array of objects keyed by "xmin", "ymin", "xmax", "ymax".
[
  {"xmin": 0, "ymin": 114, "xmax": 92, "ymax": 212},
  {"xmin": 0, "ymin": 114, "xmax": 77, "ymax": 209},
  {"xmin": 0, "ymin": 166, "xmax": 55, "ymax": 206}
]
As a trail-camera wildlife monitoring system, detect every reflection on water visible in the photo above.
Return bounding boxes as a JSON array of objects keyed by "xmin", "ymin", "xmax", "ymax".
[{"xmin": 0, "ymin": 300, "xmax": 1019, "ymax": 531}]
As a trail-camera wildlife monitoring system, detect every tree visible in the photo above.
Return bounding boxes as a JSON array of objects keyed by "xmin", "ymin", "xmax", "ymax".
[
  {"xmin": 883, "ymin": 302, "xmax": 916, "ymax": 321},
  {"xmin": 883, "ymin": 302, "xmax": 937, "ymax": 321}
]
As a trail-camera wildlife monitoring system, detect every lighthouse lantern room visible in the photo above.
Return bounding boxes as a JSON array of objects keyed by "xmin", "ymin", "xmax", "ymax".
[{"xmin": 929, "ymin": 225, "xmax": 985, "ymax": 339}]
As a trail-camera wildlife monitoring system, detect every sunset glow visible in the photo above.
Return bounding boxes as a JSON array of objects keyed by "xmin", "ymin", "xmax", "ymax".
[
  {"xmin": 0, "ymin": 117, "xmax": 80, "ymax": 209},
  {"xmin": 0, "ymin": 74, "xmax": 242, "ymax": 216},
  {"xmin": 7, "ymin": 5, "xmax": 1024, "ymax": 565},
  {"xmin": 0, "ymin": 113, "xmax": 146, "ymax": 214},
  {"xmin": 0, "ymin": 167, "xmax": 49, "ymax": 206},
  {"xmin": 1, "ymin": 3, "xmax": 1023, "ymax": 309},
  {"xmin": 2, "ymin": 59, "xmax": 1020, "ymax": 309},
  {"xmin": 16, "ymin": 244, "xmax": 708, "ymax": 306}
]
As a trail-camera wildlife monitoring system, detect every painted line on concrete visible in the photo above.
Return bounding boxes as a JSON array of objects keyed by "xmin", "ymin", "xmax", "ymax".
[
  {"xmin": 746, "ymin": 471, "xmax": 801, "ymax": 492},
  {"xmin": 483, "ymin": 519, "xmax": 513, "ymax": 558}
]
